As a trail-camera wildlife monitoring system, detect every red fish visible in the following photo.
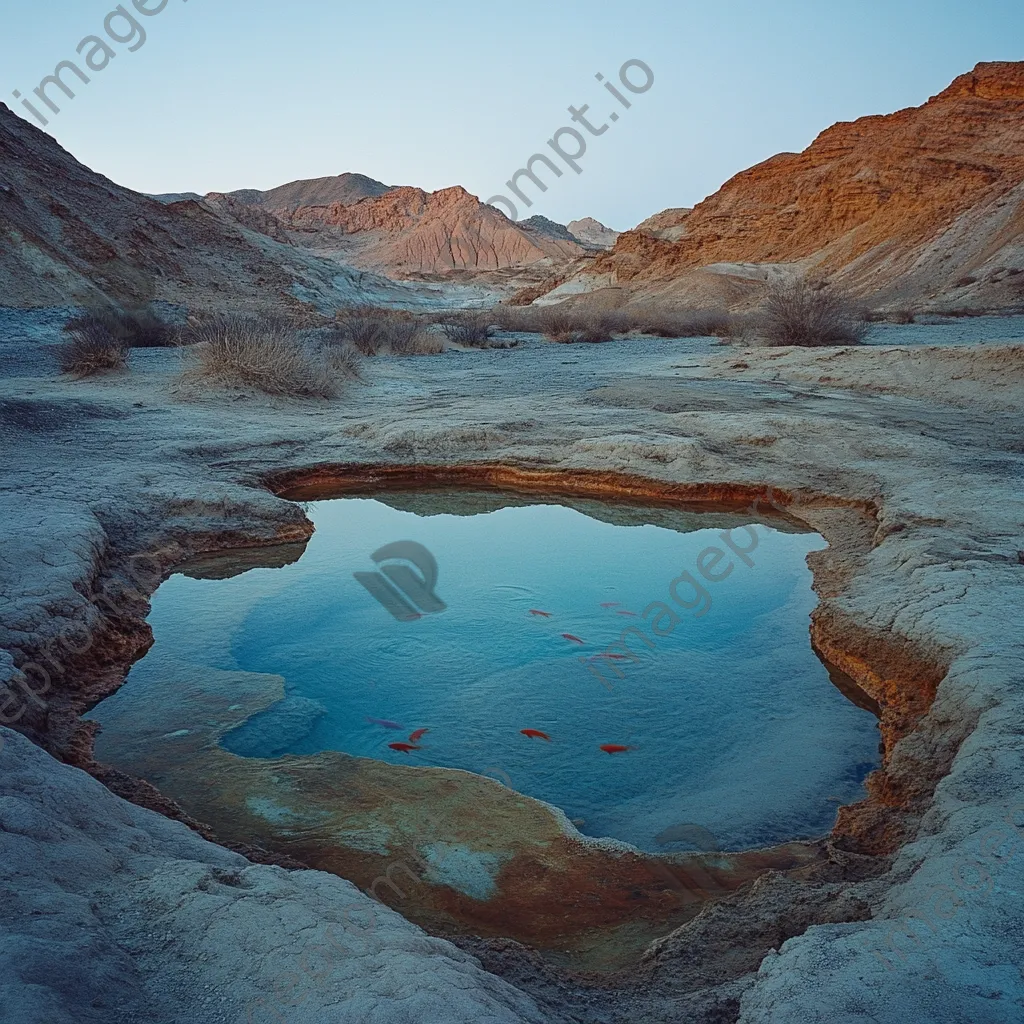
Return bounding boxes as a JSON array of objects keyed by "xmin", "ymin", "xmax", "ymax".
[
  {"xmin": 529, "ymin": 609, "xmax": 552, "ymax": 617},
  {"xmin": 600, "ymin": 602, "xmax": 620, "ymax": 608},
  {"xmin": 408, "ymin": 728, "xmax": 429, "ymax": 742},
  {"xmin": 615, "ymin": 610, "xmax": 638, "ymax": 618},
  {"xmin": 562, "ymin": 633, "xmax": 585, "ymax": 644},
  {"xmin": 600, "ymin": 744, "xmax": 631, "ymax": 755},
  {"xmin": 367, "ymin": 717, "xmax": 404, "ymax": 730},
  {"xmin": 520, "ymin": 729, "xmax": 551, "ymax": 742},
  {"xmin": 388, "ymin": 742, "xmax": 421, "ymax": 753},
  {"xmin": 590, "ymin": 653, "xmax": 629, "ymax": 661}
]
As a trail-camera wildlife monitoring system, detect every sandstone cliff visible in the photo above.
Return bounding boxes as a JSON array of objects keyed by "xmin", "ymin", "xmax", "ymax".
[{"xmin": 531, "ymin": 62, "xmax": 1024, "ymax": 312}]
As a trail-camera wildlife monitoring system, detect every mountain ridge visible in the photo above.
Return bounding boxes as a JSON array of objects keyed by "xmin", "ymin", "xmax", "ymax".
[
  {"xmin": 526, "ymin": 61, "xmax": 1024, "ymax": 311},
  {"xmin": 0, "ymin": 105, "xmax": 409, "ymax": 312}
]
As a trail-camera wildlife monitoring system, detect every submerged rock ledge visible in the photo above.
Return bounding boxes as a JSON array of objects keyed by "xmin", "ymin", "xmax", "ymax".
[{"xmin": 1, "ymin": 340, "xmax": 1022, "ymax": 1022}]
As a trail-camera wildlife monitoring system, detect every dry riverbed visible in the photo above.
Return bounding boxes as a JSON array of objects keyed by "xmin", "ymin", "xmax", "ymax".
[{"xmin": 1, "ymin": 321, "xmax": 1022, "ymax": 1024}]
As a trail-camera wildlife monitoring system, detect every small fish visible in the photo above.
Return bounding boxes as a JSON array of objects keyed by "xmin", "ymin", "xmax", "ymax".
[
  {"xmin": 409, "ymin": 728, "xmax": 430, "ymax": 742},
  {"xmin": 590, "ymin": 653, "xmax": 629, "ymax": 661},
  {"xmin": 520, "ymin": 729, "xmax": 551, "ymax": 742},
  {"xmin": 562, "ymin": 633, "xmax": 585, "ymax": 644},
  {"xmin": 615, "ymin": 610, "xmax": 638, "ymax": 618},
  {"xmin": 529, "ymin": 609, "xmax": 552, "ymax": 617},
  {"xmin": 599, "ymin": 744, "xmax": 631, "ymax": 754},
  {"xmin": 388, "ymin": 742, "xmax": 421, "ymax": 753},
  {"xmin": 600, "ymin": 602, "xmax": 620, "ymax": 608},
  {"xmin": 366, "ymin": 717, "xmax": 404, "ymax": 730}
]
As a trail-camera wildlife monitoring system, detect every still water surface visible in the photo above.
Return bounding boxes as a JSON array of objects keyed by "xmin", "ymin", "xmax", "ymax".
[{"xmin": 95, "ymin": 492, "xmax": 881, "ymax": 852}]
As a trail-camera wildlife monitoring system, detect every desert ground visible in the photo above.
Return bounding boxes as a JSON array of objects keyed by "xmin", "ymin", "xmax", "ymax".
[{"xmin": 2, "ymin": 307, "xmax": 1023, "ymax": 1022}]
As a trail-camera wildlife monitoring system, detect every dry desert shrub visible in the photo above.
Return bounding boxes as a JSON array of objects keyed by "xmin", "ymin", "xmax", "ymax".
[
  {"xmin": 630, "ymin": 304, "xmax": 734, "ymax": 338},
  {"xmin": 335, "ymin": 306, "xmax": 391, "ymax": 355},
  {"xmin": 179, "ymin": 316, "xmax": 355, "ymax": 397},
  {"xmin": 334, "ymin": 305, "xmax": 443, "ymax": 355},
  {"xmin": 57, "ymin": 317, "xmax": 128, "ymax": 377},
  {"xmin": 531, "ymin": 306, "xmax": 624, "ymax": 343},
  {"xmin": 319, "ymin": 330, "xmax": 363, "ymax": 378},
  {"xmin": 490, "ymin": 305, "xmax": 545, "ymax": 333},
  {"xmin": 559, "ymin": 310, "xmax": 629, "ymax": 343},
  {"xmin": 490, "ymin": 302, "xmax": 734, "ymax": 341},
  {"xmin": 537, "ymin": 306, "xmax": 577, "ymax": 342},
  {"xmin": 65, "ymin": 305, "xmax": 174, "ymax": 348},
  {"xmin": 387, "ymin": 320, "xmax": 446, "ymax": 356},
  {"xmin": 439, "ymin": 312, "xmax": 495, "ymax": 347},
  {"xmin": 755, "ymin": 279, "xmax": 868, "ymax": 347}
]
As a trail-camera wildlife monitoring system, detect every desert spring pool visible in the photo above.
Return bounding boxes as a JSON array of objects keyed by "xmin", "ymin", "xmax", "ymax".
[{"xmin": 88, "ymin": 491, "xmax": 881, "ymax": 854}]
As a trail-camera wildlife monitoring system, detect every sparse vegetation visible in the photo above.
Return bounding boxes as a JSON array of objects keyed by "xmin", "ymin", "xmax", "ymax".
[
  {"xmin": 178, "ymin": 316, "xmax": 359, "ymax": 397},
  {"xmin": 544, "ymin": 309, "xmax": 628, "ymax": 344},
  {"xmin": 387, "ymin": 320, "xmax": 446, "ymax": 356},
  {"xmin": 490, "ymin": 302, "xmax": 735, "ymax": 342},
  {"xmin": 537, "ymin": 307, "xmax": 581, "ymax": 343},
  {"xmin": 755, "ymin": 279, "xmax": 868, "ymax": 347},
  {"xmin": 439, "ymin": 312, "xmax": 495, "ymax": 347},
  {"xmin": 57, "ymin": 317, "xmax": 128, "ymax": 377},
  {"xmin": 65, "ymin": 305, "xmax": 175, "ymax": 348},
  {"xmin": 319, "ymin": 330, "xmax": 364, "ymax": 378},
  {"xmin": 335, "ymin": 306, "xmax": 392, "ymax": 355},
  {"xmin": 334, "ymin": 305, "xmax": 443, "ymax": 356},
  {"xmin": 630, "ymin": 304, "xmax": 734, "ymax": 338}
]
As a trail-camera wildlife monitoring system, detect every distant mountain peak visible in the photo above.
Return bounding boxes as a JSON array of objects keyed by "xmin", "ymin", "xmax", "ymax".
[
  {"xmin": 222, "ymin": 173, "xmax": 397, "ymax": 213},
  {"xmin": 282, "ymin": 185, "xmax": 587, "ymax": 276},
  {"xmin": 566, "ymin": 217, "xmax": 620, "ymax": 249}
]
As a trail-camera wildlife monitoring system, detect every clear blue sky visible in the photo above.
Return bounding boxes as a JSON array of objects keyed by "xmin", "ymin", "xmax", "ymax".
[{"xmin": 3, "ymin": 0, "xmax": 1021, "ymax": 229}]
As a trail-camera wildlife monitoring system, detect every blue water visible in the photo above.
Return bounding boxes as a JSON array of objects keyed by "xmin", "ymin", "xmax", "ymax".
[{"xmin": 122, "ymin": 494, "xmax": 881, "ymax": 852}]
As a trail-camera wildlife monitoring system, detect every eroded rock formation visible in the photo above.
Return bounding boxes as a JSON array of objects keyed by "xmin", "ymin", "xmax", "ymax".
[
  {"xmin": 527, "ymin": 62, "xmax": 1024, "ymax": 312},
  {"xmin": 281, "ymin": 186, "xmax": 587, "ymax": 276}
]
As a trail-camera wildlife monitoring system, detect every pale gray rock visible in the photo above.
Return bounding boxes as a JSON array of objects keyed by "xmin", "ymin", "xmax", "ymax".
[{"xmin": 0, "ymin": 729, "xmax": 553, "ymax": 1024}]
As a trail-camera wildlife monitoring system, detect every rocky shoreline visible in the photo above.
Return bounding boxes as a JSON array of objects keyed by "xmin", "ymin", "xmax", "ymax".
[{"xmin": 3, "ymin": 329, "xmax": 1022, "ymax": 1021}]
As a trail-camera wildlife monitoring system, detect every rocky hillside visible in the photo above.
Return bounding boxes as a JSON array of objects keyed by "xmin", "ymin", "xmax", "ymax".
[
  {"xmin": 283, "ymin": 185, "xmax": 588, "ymax": 276},
  {"xmin": 567, "ymin": 217, "xmax": 620, "ymax": 249},
  {"xmin": 531, "ymin": 62, "xmax": 1024, "ymax": 312},
  {"xmin": 0, "ymin": 107, "xmax": 405, "ymax": 313},
  {"xmin": 634, "ymin": 208, "xmax": 692, "ymax": 242},
  {"xmin": 223, "ymin": 173, "xmax": 396, "ymax": 213}
]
